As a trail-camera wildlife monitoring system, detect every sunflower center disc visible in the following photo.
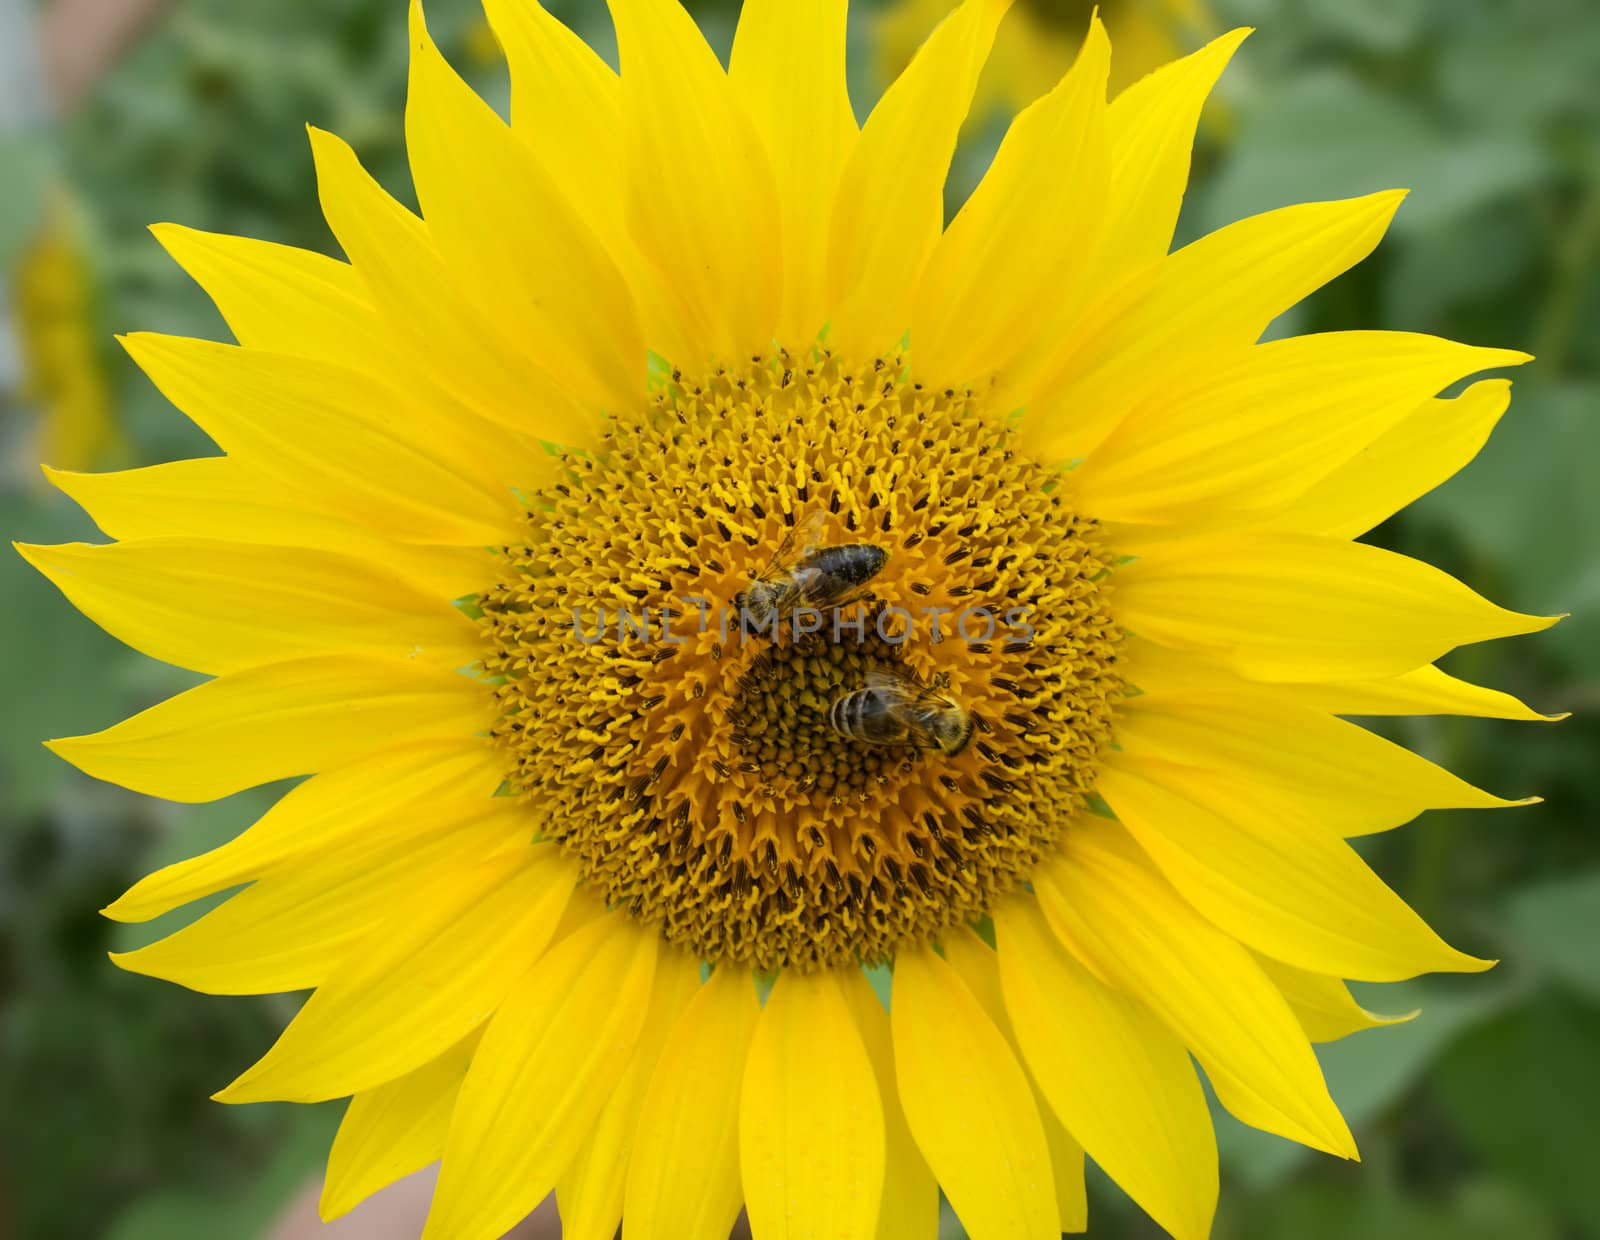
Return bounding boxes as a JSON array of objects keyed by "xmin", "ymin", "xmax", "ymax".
[{"xmin": 480, "ymin": 350, "xmax": 1124, "ymax": 970}]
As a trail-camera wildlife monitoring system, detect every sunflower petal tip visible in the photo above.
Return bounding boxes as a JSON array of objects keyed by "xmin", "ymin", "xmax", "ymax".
[
  {"xmin": 211, "ymin": 1074, "xmax": 262, "ymax": 1105},
  {"xmin": 1207, "ymin": 25, "xmax": 1254, "ymax": 56}
]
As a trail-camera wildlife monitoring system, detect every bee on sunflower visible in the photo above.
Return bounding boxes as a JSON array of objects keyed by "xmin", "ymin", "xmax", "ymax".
[{"xmin": 19, "ymin": 2, "xmax": 1559, "ymax": 1238}]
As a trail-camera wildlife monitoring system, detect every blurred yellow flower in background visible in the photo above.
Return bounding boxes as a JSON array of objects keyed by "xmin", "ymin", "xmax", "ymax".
[
  {"xmin": 19, "ymin": 1, "xmax": 1561, "ymax": 1238},
  {"xmin": 876, "ymin": 0, "xmax": 1215, "ymax": 131},
  {"xmin": 11, "ymin": 190, "xmax": 122, "ymax": 473},
  {"xmin": 462, "ymin": 13, "xmax": 503, "ymax": 66}
]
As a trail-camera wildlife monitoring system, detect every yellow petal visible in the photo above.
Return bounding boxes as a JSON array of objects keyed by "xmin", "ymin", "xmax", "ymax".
[
  {"xmin": 149, "ymin": 223, "xmax": 387, "ymax": 369},
  {"xmin": 18, "ymin": 538, "xmax": 475, "ymax": 675},
  {"xmin": 1093, "ymin": 27, "xmax": 1250, "ymax": 279},
  {"xmin": 104, "ymin": 737, "xmax": 499, "ymax": 922},
  {"xmin": 405, "ymin": 5, "xmax": 643, "ymax": 414},
  {"xmin": 838, "ymin": 971, "xmax": 939, "ymax": 1240},
  {"xmin": 148, "ymin": 218, "xmax": 553, "ymax": 484},
  {"xmin": 217, "ymin": 848, "xmax": 574, "ymax": 1103},
  {"xmin": 306, "ymin": 124, "xmax": 594, "ymax": 455},
  {"xmin": 1271, "ymin": 663, "xmax": 1564, "ymax": 722},
  {"xmin": 111, "ymin": 800, "xmax": 525, "ymax": 995},
  {"xmin": 729, "ymin": 0, "xmax": 856, "ymax": 343},
  {"xmin": 423, "ymin": 912, "xmax": 658, "ymax": 1240},
  {"xmin": 828, "ymin": 0, "xmax": 1010, "ymax": 358},
  {"xmin": 482, "ymin": 0, "xmax": 624, "ymax": 244},
  {"xmin": 1115, "ymin": 529, "xmax": 1558, "ymax": 682},
  {"xmin": 1021, "ymin": 191, "xmax": 1405, "ymax": 462},
  {"xmin": 995, "ymin": 896, "xmax": 1217, "ymax": 1240},
  {"xmin": 555, "ymin": 948, "xmax": 703, "ymax": 1240},
  {"xmin": 607, "ymin": 0, "xmax": 781, "ymax": 364},
  {"xmin": 48, "ymin": 655, "xmax": 493, "ymax": 803},
  {"xmin": 1115, "ymin": 683, "xmax": 1531, "ymax": 835},
  {"xmin": 909, "ymin": 18, "xmax": 1109, "ymax": 384},
  {"xmin": 119, "ymin": 333, "xmax": 520, "ymax": 545},
  {"xmin": 1041, "ymin": 827, "xmax": 1357, "ymax": 1158},
  {"xmin": 320, "ymin": 1035, "xmax": 476, "ymax": 1220},
  {"xmin": 1253, "ymin": 955, "xmax": 1418, "ymax": 1044},
  {"xmin": 625, "ymin": 966, "xmax": 759, "ymax": 1240},
  {"xmin": 1098, "ymin": 759, "xmax": 1491, "ymax": 980},
  {"xmin": 892, "ymin": 945, "xmax": 1057, "ymax": 1240},
  {"xmin": 741, "ymin": 970, "xmax": 885, "ymax": 1240},
  {"xmin": 479, "ymin": 0, "xmax": 681, "ymax": 365},
  {"xmin": 1265, "ymin": 378, "xmax": 1514, "ymax": 539},
  {"xmin": 43, "ymin": 459, "xmax": 493, "ymax": 599},
  {"xmin": 939, "ymin": 929, "xmax": 1088, "ymax": 1236},
  {"xmin": 1077, "ymin": 333, "xmax": 1529, "ymax": 523},
  {"xmin": 1041, "ymin": 1109, "xmax": 1088, "ymax": 1234},
  {"xmin": 1121, "ymin": 634, "xmax": 1561, "ymax": 723}
]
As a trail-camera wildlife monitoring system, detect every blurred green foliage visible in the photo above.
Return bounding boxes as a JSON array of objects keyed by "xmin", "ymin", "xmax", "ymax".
[{"xmin": 1, "ymin": 0, "xmax": 1597, "ymax": 1237}]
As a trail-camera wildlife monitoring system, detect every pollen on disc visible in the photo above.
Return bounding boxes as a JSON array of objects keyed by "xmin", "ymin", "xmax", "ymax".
[{"xmin": 479, "ymin": 349, "xmax": 1123, "ymax": 970}]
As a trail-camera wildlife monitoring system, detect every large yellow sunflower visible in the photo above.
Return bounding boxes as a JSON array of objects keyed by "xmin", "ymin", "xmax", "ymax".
[{"xmin": 21, "ymin": 2, "xmax": 1559, "ymax": 1238}]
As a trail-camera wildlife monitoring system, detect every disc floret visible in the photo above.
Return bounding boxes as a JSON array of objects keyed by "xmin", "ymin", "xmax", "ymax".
[{"xmin": 480, "ymin": 351, "xmax": 1123, "ymax": 969}]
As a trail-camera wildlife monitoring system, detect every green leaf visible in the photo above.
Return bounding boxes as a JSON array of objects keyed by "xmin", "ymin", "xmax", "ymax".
[
  {"xmin": 104, "ymin": 1102, "xmax": 340, "ymax": 1240},
  {"xmin": 1297, "ymin": 0, "xmax": 1432, "ymax": 53},
  {"xmin": 0, "ymin": 132, "xmax": 56, "ymax": 270},
  {"xmin": 1434, "ymin": 990, "xmax": 1600, "ymax": 1233},
  {"xmin": 1505, "ymin": 870, "xmax": 1600, "ymax": 999},
  {"xmin": 1222, "ymin": 1177, "xmax": 1560, "ymax": 1240},
  {"xmin": 1435, "ymin": 4, "xmax": 1600, "ymax": 131},
  {"xmin": 1382, "ymin": 203, "xmax": 1540, "ymax": 330},
  {"xmin": 1201, "ymin": 72, "xmax": 1549, "ymax": 239}
]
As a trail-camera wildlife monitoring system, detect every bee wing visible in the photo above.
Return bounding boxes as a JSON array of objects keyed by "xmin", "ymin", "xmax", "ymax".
[
  {"xmin": 770, "ymin": 509, "xmax": 827, "ymax": 571},
  {"xmin": 865, "ymin": 666, "xmax": 910, "ymax": 695},
  {"xmin": 865, "ymin": 668, "xmax": 951, "ymax": 719}
]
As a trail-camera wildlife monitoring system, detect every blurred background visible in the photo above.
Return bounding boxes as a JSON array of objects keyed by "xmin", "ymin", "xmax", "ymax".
[{"xmin": 1, "ymin": 0, "xmax": 1597, "ymax": 1236}]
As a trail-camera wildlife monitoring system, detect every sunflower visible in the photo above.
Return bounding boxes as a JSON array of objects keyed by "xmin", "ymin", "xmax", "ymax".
[
  {"xmin": 11, "ymin": 191, "xmax": 123, "ymax": 474},
  {"xmin": 875, "ymin": 0, "xmax": 1216, "ymax": 133},
  {"xmin": 20, "ymin": 2, "xmax": 1559, "ymax": 1238}
]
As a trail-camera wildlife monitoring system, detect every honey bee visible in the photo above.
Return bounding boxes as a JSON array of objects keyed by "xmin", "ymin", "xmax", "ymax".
[
  {"xmin": 735, "ymin": 509, "xmax": 889, "ymax": 628},
  {"xmin": 829, "ymin": 668, "xmax": 974, "ymax": 757}
]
